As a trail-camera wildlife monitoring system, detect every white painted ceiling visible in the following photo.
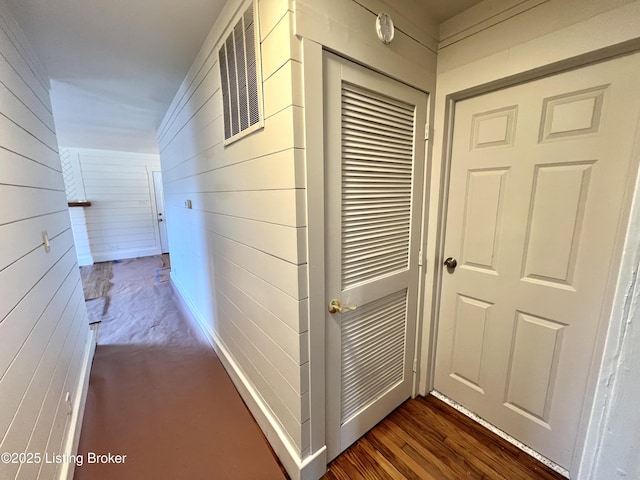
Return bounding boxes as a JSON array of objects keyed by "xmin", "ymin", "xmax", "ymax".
[
  {"xmin": 6, "ymin": 0, "xmax": 481, "ymax": 154},
  {"xmin": 5, "ymin": 0, "xmax": 227, "ymax": 153}
]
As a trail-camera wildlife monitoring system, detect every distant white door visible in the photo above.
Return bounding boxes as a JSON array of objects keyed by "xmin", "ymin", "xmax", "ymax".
[
  {"xmin": 324, "ymin": 53, "xmax": 427, "ymax": 460},
  {"xmin": 435, "ymin": 53, "xmax": 640, "ymax": 469},
  {"xmin": 152, "ymin": 171, "xmax": 169, "ymax": 253}
]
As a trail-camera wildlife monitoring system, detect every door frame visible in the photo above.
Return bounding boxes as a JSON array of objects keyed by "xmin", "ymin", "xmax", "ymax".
[
  {"xmin": 302, "ymin": 37, "xmax": 434, "ymax": 469},
  {"xmin": 322, "ymin": 50, "xmax": 428, "ymax": 461},
  {"xmin": 421, "ymin": 40, "xmax": 640, "ymax": 477},
  {"xmin": 152, "ymin": 171, "xmax": 169, "ymax": 254}
]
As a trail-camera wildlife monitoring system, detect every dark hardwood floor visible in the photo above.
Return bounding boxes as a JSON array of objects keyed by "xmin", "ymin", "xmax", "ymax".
[{"xmin": 322, "ymin": 395, "xmax": 565, "ymax": 480}]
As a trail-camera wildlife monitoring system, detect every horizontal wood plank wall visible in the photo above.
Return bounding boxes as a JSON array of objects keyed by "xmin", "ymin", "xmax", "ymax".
[
  {"xmin": 294, "ymin": 0, "xmax": 438, "ymax": 92},
  {"xmin": 0, "ymin": 5, "xmax": 91, "ymax": 480},
  {"xmin": 60, "ymin": 148, "xmax": 162, "ymax": 265},
  {"xmin": 294, "ymin": 0, "xmax": 439, "ymax": 475},
  {"xmin": 60, "ymin": 148, "xmax": 92, "ymax": 266},
  {"xmin": 157, "ymin": 0, "xmax": 310, "ymax": 464},
  {"xmin": 437, "ymin": 0, "xmax": 637, "ymax": 73}
]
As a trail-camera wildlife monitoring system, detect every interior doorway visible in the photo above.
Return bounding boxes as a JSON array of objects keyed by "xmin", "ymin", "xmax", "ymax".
[
  {"xmin": 323, "ymin": 52, "xmax": 428, "ymax": 460},
  {"xmin": 152, "ymin": 171, "xmax": 169, "ymax": 254},
  {"xmin": 434, "ymin": 52, "xmax": 640, "ymax": 471}
]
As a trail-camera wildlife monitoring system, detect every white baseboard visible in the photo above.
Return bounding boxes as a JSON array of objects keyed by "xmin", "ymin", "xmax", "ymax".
[
  {"xmin": 170, "ymin": 275, "xmax": 327, "ymax": 480},
  {"xmin": 91, "ymin": 247, "xmax": 161, "ymax": 263},
  {"xmin": 77, "ymin": 255, "xmax": 94, "ymax": 266},
  {"xmin": 59, "ymin": 325, "xmax": 98, "ymax": 480}
]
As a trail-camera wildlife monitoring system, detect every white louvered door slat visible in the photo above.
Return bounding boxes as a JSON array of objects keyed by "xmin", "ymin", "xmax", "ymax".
[
  {"xmin": 341, "ymin": 289, "xmax": 408, "ymax": 422},
  {"xmin": 324, "ymin": 53, "xmax": 427, "ymax": 461}
]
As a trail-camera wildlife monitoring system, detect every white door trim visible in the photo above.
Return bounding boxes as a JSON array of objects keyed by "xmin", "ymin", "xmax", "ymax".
[
  {"xmin": 323, "ymin": 51, "xmax": 428, "ymax": 461},
  {"xmin": 301, "ymin": 37, "xmax": 328, "ymax": 469},
  {"xmin": 152, "ymin": 171, "xmax": 169, "ymax": 254},
  {"xmin": 421, "ymin": 41, "xmax": 640, "ymax": 478},
  {"xmin": 302, "ymin": 40, "xmax": 433, "ymax": 472}
]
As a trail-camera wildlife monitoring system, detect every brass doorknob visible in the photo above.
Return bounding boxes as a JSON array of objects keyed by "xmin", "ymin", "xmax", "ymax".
[
  {"xmin": 328, "ymin": 299, "xmax": 357, "ymax": 314},
  {"xmin": 443, "ymin": 257, "xmax": 457, "ymax": 270}
]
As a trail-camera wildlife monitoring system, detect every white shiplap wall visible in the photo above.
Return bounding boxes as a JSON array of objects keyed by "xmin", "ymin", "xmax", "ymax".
[
  {"xmin": 61, "ymin": 148, "xmax": 162, "ymax": 265},
  {"xmin": 159, "ymin": 1, "xmax": 439, "ymax": 479},
  {"xmin": 0, "ymin": 4, "xmax": 94, "ymax": 480},
  {"xmin": 157, "ymin": 0, "xmax": 310, "ymax": 468}
]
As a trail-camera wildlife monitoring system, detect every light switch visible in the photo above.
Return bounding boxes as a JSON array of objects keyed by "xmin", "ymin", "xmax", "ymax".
[
  {"xmin": 42, "ymin": 230, "xmax": 51, "ymax": 253},
  {"xmin": 185, "ymin": 200, "xmax": 192, "ymax": 209}
]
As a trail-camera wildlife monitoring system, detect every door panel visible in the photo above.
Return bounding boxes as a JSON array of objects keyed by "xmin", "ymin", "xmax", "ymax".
[
  {"xmin": 340, "ymin": 289, "xmax": 408, "ymax": 423},
  {"xmin": 435, "ymin": 53, "xmax": 640, "ymax": 469},
  {"xmin": 152, "ymin": 171, "xmax": 169, "ymax": 254},
  {"xmin": 324, "ymin": 53, "xmax": 427, "ymax": 460}
]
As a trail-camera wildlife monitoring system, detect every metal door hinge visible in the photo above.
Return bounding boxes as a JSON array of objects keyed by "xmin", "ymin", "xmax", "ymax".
[
  {"xmin": 418, "ymin": 249, "xmax": 423, "ymax": 267},
  {"xmin": 424, "ymin": 123, "xmax": 429, "ymax": 141},
  {"xmin": 412, "ymin": 358, "xmax": 418, "ymax": 373}
]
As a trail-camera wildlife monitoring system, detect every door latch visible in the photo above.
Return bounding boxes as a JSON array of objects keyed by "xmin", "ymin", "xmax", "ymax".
[{"xmin": 328, "ymin": 299, "xmax": 357, "ymax": 314}]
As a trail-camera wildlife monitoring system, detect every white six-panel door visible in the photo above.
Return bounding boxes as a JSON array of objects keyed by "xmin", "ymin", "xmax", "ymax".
[
  {"xmin": 435, "ymin": 53, "xmax": 640, "ymax": 469},
  {"xmin": 324, "ymin": 53, "xmax": 427, "ymax": 460}
]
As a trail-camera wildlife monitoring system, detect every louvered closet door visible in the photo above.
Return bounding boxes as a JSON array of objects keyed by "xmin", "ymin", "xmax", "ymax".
[{"xmin": 324, "ymin": 53, "xmax": 427, "ymax": 460}]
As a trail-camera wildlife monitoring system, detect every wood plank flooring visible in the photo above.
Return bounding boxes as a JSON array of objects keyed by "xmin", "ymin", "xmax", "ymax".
[{"xmin": 322, "ymin": 395, "xmax": 565, "ymax": 480}]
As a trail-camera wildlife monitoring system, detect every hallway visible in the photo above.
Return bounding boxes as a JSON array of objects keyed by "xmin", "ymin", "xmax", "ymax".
[
  {"xmin": 76, "ymin": 256, "xmax": 568, "ymax": 480},
  {"xmin": 73, "ymin": 256, "xmax": 286, "ymax": 480}
]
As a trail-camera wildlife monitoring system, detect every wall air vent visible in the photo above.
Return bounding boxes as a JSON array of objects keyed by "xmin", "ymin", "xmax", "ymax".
[{"xmin": 218, "ymin": 2, "xmax": 263, "ymax": 143}]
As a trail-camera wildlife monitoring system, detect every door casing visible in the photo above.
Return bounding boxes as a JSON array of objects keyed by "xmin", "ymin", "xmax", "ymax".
[
  {"xmin": 421, "ymin": 43, "xmax": 640, "ymax": 475},
  {"xmin": 323, "ymin": 50, "xmax": 429, "ymax": 461},
  {"xmin": 152, "ymin": 171, "xmax": 169, "ymax": 254}
]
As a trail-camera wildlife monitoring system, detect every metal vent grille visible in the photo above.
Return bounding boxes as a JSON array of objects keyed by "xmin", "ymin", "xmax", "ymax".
[
  {"xmin": 244, "ymin": 6, "xmax": 260, "ymax": 127},
  {"xmin": 218, "ymin": 48, "xmax": 231, "ymax": 139},
  {"xmin": 226, "ymin": 35, "xmax": 239, "ymax": 135},
  {"xmin": 219, "ymin": 3, "xmax": 261, "ymax": 140},
  {"xmin": 341, "ymin": 84, "xmax": 415, "ymax": 288},
  {"xmin": 341, "ymin": 289, "xmax": 408, "ymax": 424},
  {"xmin": 234, "ymin": 19, "xmax": 248, "ymax": 131}
]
